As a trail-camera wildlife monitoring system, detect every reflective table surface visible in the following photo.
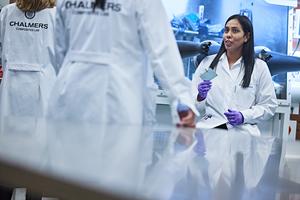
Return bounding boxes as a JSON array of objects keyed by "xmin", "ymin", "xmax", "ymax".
[{"xmin": 0, "ymin": 117, "xmax": 299, "ymax": 200}]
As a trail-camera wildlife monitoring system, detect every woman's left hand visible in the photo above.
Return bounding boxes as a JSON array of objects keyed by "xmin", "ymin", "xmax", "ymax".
[{"xmin": 224, "ymin": 109, "xmax": 244, "ymax": 126}]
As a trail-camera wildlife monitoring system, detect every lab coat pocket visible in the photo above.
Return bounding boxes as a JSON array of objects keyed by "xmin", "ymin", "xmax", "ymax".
[
  {"xmin": 8, "ymin": 64, "xmax": 41, "ymax": 72},
  {"xmin": 6, "ymin": 64, "xmax": 42, "ymax": 116},
  {"xmin": 49, "ymin": 61, "xmax": 110, "ymax": 122},
  {"xmin": 235, "ymin": 84, "xmax": 256, "ymax": 110}
]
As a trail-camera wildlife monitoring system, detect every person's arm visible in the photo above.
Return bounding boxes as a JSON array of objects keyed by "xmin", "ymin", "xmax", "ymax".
[
  {"xmin": 136, "ymin": 0, "xmax": 198, "ymax": 118},
  {"xmin": 0, "ymin": 10, "xmax": 3, "ymax": 79},
  {"xmin": 54, "ymin": 0, "xmax": 68, "ymax": 74},
  {"xmin": 240, "ymin": 60, "xmax": 278, "ymax": 124},
  {"xmin": 47, "ymin": 7, "xmax": 57, "ymax": 73},
  {"xmin": 0, "ymin": 5, "xmax": 8, "ymax": 68}
]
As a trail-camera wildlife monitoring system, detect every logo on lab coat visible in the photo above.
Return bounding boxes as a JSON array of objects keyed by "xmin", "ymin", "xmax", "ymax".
[
  {"xmin": 65, "ymin": 1, "xmax": 121, "ymax": 12},
  {"xmin": 25, "ymin": 11, "xmax": 35, "ymax": 19},
  {"xmin": 10, "ymin": 21, "xmax": 48, "ymax": 29}
]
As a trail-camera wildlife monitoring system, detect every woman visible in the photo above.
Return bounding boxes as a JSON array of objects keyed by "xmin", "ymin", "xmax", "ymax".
[
  {"xmin": 0, "ymin": 0, "xmax": 56, "ymax": 119},
  {"xmin": 192, "ymin": 14, "xmax": 277, "ymax": 135},
  {"xmin": 48, "ymin": 0, "xmax": 197, "ymax": 125}
]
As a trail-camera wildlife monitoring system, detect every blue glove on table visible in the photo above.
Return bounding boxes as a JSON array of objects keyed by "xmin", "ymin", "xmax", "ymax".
[
  {"xmin": 197, "ymin": 80, "xmax": 212, "ymax": 101},
  {"xmin": 224, "ymin": 109, "xmax": 244, "ymax": 126}
]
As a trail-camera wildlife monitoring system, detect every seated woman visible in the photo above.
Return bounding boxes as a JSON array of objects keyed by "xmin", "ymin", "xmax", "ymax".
[{"xmin": 191, "ymin": 14, "xmax": 278, "ymax": 136}]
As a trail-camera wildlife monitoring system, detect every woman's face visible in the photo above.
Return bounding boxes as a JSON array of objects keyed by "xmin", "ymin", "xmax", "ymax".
[{"xmin": 223, "ymin": 19, "xmax": 249, "ymax": 54}]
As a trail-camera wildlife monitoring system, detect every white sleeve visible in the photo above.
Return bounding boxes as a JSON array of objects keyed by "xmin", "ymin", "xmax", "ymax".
[
  {"xmin": 48, "ymin": 7, "xmax": 57, "ymax": 72},
  {"xmin": 241, "ymin": 60, "xmax": 278, "ymax": 124},
  {"xmin": 136, "ymin": 0, "xmax": 198, "ymax": 115},
  {"xmin": 54, "ymin": 0, "xmax": 68, "ymax": 74},
  {"xmin": 0, "ymin": 6, "xmax": 7, "ymax": 67}
]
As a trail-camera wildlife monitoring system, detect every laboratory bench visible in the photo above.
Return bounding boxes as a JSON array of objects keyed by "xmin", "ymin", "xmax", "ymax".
[{"xmin": 0, "ymin": 117, "xmax": 299, "ymax": 200}]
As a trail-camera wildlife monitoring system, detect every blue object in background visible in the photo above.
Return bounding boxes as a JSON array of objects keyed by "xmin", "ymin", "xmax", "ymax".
[{"xmin": 240, "ymin": 8, "xmax": 253, "ymax": 21}]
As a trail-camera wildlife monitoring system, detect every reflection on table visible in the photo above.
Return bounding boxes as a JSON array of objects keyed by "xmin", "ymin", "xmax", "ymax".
[{"xmin": 0, "ymin": 117, "xmax": 298, "ymax": 200}]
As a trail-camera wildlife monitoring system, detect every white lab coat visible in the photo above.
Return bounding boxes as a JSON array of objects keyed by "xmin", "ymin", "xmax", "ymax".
[
  {"xmin": 48, "ymin": 0, "xmax": 197, "ymax": 124},
  {"xmin": 143, "ymin": 63, "xmax": 158, "ymax": 125},
  {"xmin": 192, "ymin": 53, "xmax": 278, "ymax": 136},
  {"xmin": 0, "ymin": 4, "xmax": 56, "ymax": 118}
]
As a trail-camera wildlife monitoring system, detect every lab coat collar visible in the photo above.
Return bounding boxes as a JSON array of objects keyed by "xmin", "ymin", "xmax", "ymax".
[
  {"xmin": 219, "ymin": 53, "xmax": 243, "ymax": 68},
  {"xmin": 219, "ymin": 53, "xmax": 243, "ymax": 79}
]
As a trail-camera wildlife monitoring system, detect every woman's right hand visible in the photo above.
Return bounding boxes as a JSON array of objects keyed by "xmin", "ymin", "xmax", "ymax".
[{"xmin": 197, "ymin": 80, "xmax": 212, "ymax": 101}]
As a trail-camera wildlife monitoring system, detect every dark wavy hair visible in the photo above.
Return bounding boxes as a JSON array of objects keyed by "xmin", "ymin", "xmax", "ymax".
[
  {"xmin": 16, "ymin": 0, "xmax": 55, "ymax": 12},
  {"xmin": 94, "ymin": 0, "xmax": 106, "ymax": 10},
  {"xmin": 209, "ymin": 14, "xmax": 255, "ymax": 88}
]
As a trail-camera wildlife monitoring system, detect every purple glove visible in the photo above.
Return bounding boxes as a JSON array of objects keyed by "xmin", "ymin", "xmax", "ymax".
[
  {"xmin": 197, "ymin": 80, "xmax": 212, "ymax": 101},
  {"xmin": 224, "ymin": 109, "xmax": 244, "ymax": 126}
]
